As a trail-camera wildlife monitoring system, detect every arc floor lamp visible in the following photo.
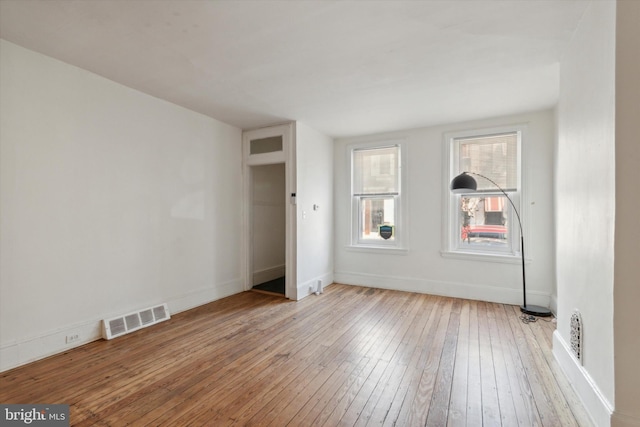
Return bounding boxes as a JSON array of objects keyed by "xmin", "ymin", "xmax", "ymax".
[{"xmin": 450, "ymin": 172, "xmax": 552, "ymax": 317}]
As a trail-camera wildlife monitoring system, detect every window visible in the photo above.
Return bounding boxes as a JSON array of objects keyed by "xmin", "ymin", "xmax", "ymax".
[
  {"xmin": 351, "ymin": 143, "xmax": 404, "ymax": 248},
  {"xmin": 444, "ymin": 127, "xmax": 523, "ymax": 258},
  {"xmin": 249, "ymin": 135, "xmax": 283, "ymax": 155}
]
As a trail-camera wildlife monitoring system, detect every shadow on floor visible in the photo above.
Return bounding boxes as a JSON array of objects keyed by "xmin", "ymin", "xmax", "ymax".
[{"xmin": 252, "ymin": 276, "xmax": 285, "ymax": 295}]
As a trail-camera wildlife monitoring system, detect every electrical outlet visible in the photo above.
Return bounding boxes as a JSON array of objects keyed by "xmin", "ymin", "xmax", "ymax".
[{"xmin": 66, "ymin": 334, "xmax": 80, "ymax": 344}]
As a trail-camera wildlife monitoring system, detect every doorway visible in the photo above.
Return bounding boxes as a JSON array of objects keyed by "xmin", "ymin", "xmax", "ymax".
[
  {"xmin": 250, "ymin": 163, "xmax": 286, "ymax": 296},
  {"xmin": 242, "ymin": 123, "xmax": 296, "ymax": 299}
]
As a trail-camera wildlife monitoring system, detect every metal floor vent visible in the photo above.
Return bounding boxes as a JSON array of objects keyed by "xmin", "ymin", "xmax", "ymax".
[{"xmin": 102, "ymin": 303, "xmax": 170, "ymax": 340}]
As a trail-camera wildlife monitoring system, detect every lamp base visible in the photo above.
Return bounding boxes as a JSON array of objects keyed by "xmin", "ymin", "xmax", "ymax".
[{"xmin": 520, "ymin": 305, "xmax": 553, "ymax": 317}]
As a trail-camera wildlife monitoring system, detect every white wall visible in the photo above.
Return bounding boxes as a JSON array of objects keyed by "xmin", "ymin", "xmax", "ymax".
[
  {"xmin": 334, "ymin": 110, "xmax": 556, "ymax": 308},
  {"xmin": 295, "ymin": 122, "xmax": 334, "ymax": 298},
  {"xmin": 251, "ymin": 163, "xmax": 286, "ymax": 285},
  {"xmin": 553, "ymin": 2, "xmax": 616, "ymax": 426},
  {"xmin": 613, "ymin": 1, "xmax": 640, "ymax": 426},
  {"xmin": 0, "ymin": 40, "xmax": 243, "ymax": 371}
]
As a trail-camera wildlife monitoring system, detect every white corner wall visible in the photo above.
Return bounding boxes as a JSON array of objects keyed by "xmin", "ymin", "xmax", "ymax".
[
  {"xmin": 613, "ymin": 1, "xmax": 640, "ymax": 426},
  {"xmin": 0, "ymin": 40, "xmax": 243, "ymax": 371},
  {"xmin": 334, "ymin": 110, "xmax": 556, "ymax": 308},
  {"xmin": 553, "ymin": 2, "xmax": 616, "ymax": 426},
  {"xmin": 295, "ymin": 122, "xmax": 334, "ymax": 299}
]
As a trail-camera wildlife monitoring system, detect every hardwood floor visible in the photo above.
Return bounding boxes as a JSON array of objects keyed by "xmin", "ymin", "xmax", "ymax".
[{"xmin": 0, "ymin": 284, "xmax": 591, "ymax": 426}]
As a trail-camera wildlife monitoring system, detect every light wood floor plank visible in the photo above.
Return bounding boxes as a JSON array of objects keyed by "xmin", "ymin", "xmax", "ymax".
[
  {"xmin": 326, "ymin": 293, "xmax": 420, "ymax": 426},
  {"xmin": 494, "ymin": 304, "xmax": 541, "ymax": 427},
  {"xmin": 447, "ymin": 299, "xmax": 471, "ymax": 427},
  {"xmin": 506, "ymin": 305, "xmax": 562, "ymax": 426},
  {"xmin": 380, "ymin": 297, "xmax": 449, "ymax": 426},
  {"xmin": 487, "ymin": 301, "xmax": 519, "ymax": 427},
  {"xmin": 508, "ymin": 305, "xmax": 580, "ymax": 427},
  {"xmin": 0, "ymin": 284, "xmax": 592, "ymax": 426},
  {"xmin": 365, "ymin": 297, "xmax": 438, "ymax": 426},
  {"xmin": 466, "ymin": 300, "xmax": 484, "ymax": 426},
  {"xmin": 346, "ymin": 295, "xmax": 428, "ymax": 427},
  {"xmin": 425, "ymin": 299, "xmax": 461, "ymax": 426},
  {"xmin": 478, "ymin": 301, "xmax": 502, "ymax": 426}
]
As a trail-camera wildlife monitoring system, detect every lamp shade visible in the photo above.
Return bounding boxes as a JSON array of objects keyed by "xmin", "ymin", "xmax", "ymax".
[{"xmin": 450, "ymin": 172, "xmax": 477, "ymax": 194}]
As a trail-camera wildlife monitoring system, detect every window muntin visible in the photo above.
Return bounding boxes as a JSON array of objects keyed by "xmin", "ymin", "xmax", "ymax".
[
  {"xmin": 447, "ymin": 129, "xmax": 522, "ymax": 257},
  {"xmin": 351, "ymin": 144, "xmax": 402, "ymax": 247}
]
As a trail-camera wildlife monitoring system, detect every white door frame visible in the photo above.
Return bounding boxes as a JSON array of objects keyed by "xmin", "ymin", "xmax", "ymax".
[{"xmin": 242, "ymin": 123, "xmax": 296, "ymax": 299}]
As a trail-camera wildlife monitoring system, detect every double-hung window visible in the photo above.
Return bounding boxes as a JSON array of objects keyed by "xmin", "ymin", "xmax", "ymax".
[
  {"xmin": 444, "ymin": 127, "xmax": 523, "ymax": 259},
  {"xmin": 351, "ymin": 143, "xmax": 404, "ymax": 248}
]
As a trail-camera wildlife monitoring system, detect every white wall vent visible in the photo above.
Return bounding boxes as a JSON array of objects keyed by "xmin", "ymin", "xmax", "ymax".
[{"xmin": 102, "ymin": 303, "xmax": 170, "ymax": 340}]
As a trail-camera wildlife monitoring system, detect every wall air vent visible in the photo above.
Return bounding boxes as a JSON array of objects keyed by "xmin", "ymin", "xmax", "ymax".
[
  {"xmin": 570, "ymin": 310, "xmax": 583, "ymax": 364},
  {"xmin": 102, "ymin": 303, "xmax": 170, "ymax": 340}
]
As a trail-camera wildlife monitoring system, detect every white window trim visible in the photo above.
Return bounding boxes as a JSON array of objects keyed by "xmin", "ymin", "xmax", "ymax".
[
  {"xmin": 441, "ymin": 124, "xmax": 528, "ymax": 262},
  {"xmin": 348, "ymin": 139, "xmax": 408, "ymax": 252}
]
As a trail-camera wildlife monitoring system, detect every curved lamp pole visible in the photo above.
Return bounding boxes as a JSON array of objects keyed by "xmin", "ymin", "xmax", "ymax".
[{"xmin": 450, "ymin": 172, "xmax": 552, "ymax": 317}]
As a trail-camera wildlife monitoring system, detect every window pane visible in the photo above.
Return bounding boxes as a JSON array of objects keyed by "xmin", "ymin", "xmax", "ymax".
[
  {"xmin": 353, "ymin": 146, "xmax": 399, "ymax": 195},
  {"xmin": 457, "ymin": 133, "xmax": 517, "ymax": 191},
  {"xmin": 360, "ymin": 197, "xmax": 395, "ymax": 241},
  {"xmin": 458, "ymin": 196, "xmax": 510, "ymax": 248},
  {"xmin": 250, "ymin": 136, "xmax": 283, "ymax": 155}
]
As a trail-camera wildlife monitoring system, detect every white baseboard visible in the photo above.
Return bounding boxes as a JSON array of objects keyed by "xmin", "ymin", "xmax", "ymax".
[
  {"xmin": 253, "ymin": 265, "xmax": 285, "ymax": 286},
  {"xmin": 553, "ymin": 330, "xmax": 613, "ymax": 427},
  {"xmin": 0, "ymin": 319, "xmax": 102, "ymax": 373},
  {"xmin": 0, "ymin": 278, "xmax": 243, "ymax": 372},
  {"xmin": 296, "ymin": 272, "xmax": 334, "ymax": 301},
  {"xmin": 333, "ymin": 270, "xmax": 552, "ymax": 308}
]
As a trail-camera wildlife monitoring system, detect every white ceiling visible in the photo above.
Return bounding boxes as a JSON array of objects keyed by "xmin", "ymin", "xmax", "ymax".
[{"xmin": 0, "ymin": 0, "xmax": 587, "ymax": 138}]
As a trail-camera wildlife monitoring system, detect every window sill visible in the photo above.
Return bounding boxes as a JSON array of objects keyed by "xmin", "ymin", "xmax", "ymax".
[
  {"xmin": 346, "ymin": 245, "xmax": 408, "ymax": 255},
  {"xmin": 440, "ymin": 250, "xmax": 530, "ymax": 264}
]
